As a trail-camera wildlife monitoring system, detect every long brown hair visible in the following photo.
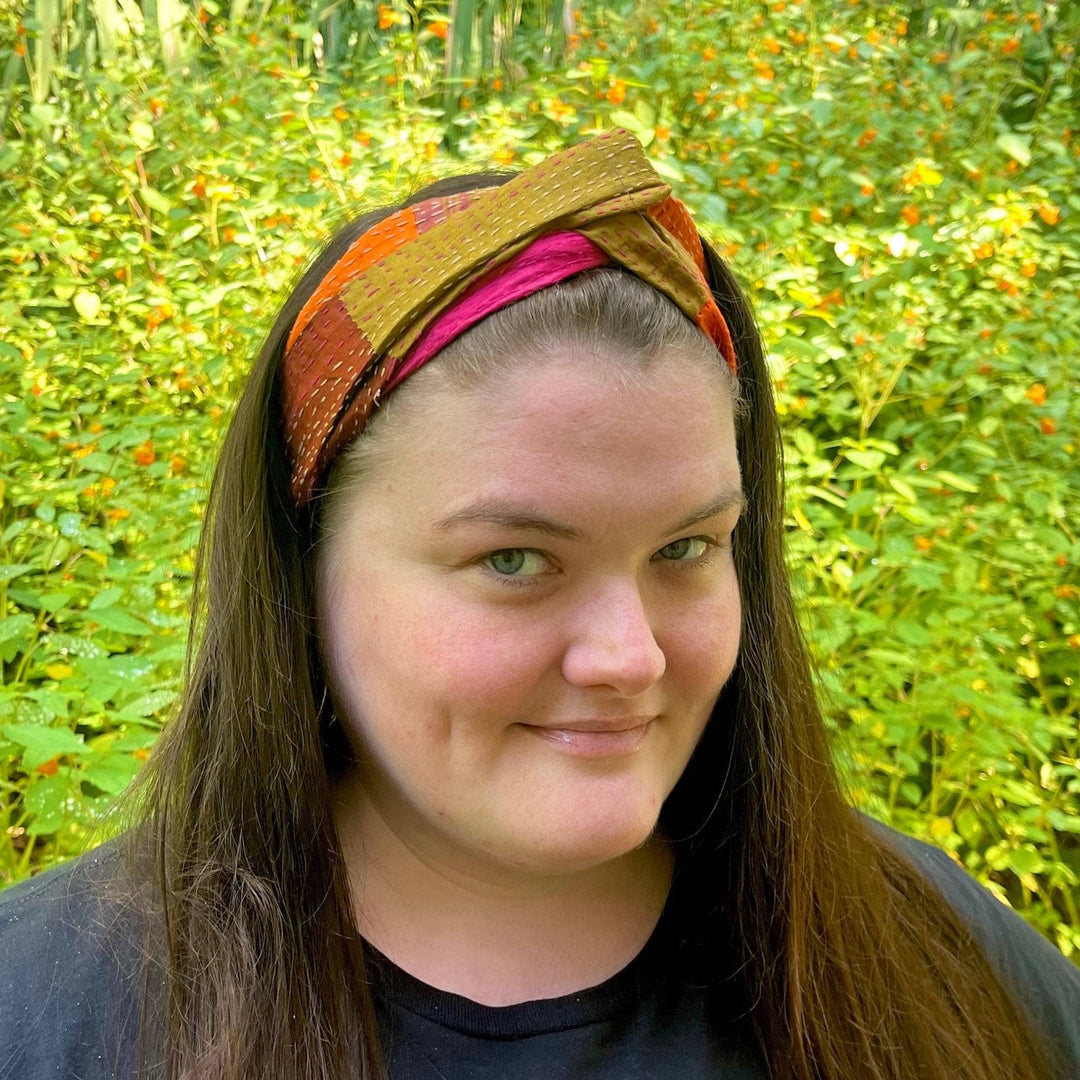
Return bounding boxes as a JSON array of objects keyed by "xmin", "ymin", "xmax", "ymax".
[{"xmin": 118, "ymin": 170, "xmax": 1058, "ymax": 1080}]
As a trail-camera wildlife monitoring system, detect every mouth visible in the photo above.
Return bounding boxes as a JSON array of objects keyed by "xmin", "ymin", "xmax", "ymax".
[{"xmin": 521, "ymin": 717, "xmax": 655, "ymax": 757}]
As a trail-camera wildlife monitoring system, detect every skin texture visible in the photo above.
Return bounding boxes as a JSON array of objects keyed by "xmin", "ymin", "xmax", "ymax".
[{"xmin": 318, "ymin": 349, "xmax": 743, "ymax": 1004}]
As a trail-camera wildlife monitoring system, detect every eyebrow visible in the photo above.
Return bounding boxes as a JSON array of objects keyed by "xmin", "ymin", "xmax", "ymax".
[{"xmin": 431, "ymin": 487, "xmax": 746, "ymax": 542}]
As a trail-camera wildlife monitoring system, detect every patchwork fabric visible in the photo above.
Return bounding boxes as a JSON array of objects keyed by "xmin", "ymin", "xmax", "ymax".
[{"xmin": 280, "ymin": 128, "xmax": 736, "ymax": 507}]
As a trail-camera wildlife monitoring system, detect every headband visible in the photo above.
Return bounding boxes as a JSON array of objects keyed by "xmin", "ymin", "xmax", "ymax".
[{"xmin": 281, "ymin": 128, "xmax": 736, "ymax": 507}]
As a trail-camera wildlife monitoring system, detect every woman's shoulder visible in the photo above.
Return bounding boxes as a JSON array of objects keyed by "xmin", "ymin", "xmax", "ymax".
[
  {"xmin": 0, "ymin": 839, "xmax": 150, "ymax": 1080},
  {"xmin": 865, "ymin": 815, "xmax": 1080, "ymax": 1074}
]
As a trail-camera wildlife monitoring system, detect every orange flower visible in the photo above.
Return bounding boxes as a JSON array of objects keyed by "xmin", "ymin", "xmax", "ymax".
[
  {"xmin": 355, "ymin": 131, "xmax": 372, "ymax": 147},
  {"xmin": 900, "ymin": 205, "xmax": 920, "ymax": 226},
  {"xmin": 223, "ymin": 227, "xmax": 237, "ymax": 243},
  {"xmin": 89, "ymin": 208, "xmax": 105, "ymax": 223},
  {"xmin": 1025, "ymin": 383, "xmax": 1047, "ymax": 405},
  {"xmin": 859, "ymin": 183, "xmax": 874, "ymax": 197},
  {"xmin": 654, "ymin": 126, "xmax": 670, "ymax": 142},
  {"xmin": 915, "ymin": 536, "xmax": 934, "ymax": 552},
  {"xmin": 431, "ymin": 20, "xmax": 448, "ymax": 40},
  {"xmin": 811, "ymin": 207, "xmax": 827, "ymax": 223},
  {"xmin": 788, "ymin": 29, "xmax": 806, "ymax": 45},
  {"xmin": 148, "ymin": 97, "xmax": 165, "ymax": 118},
  {"xmin": 424, "ymin": 141, "xmax": 438, "ymax": 160},
  {"xmin": 702, "ymin": 46, "xmax": 717, "ymax": 62},
  {"xmin": 1040, "ymin": 417, "xmax": 1058, "ymax": 436},
  {"xmin": 1001, "ymin": 37, "xmax": 1020, "ymax": 56},
  {"xmin": 866, "ymin": 29, "xmax": 881, "ymax": 46},
  {"xmin": 377, "ymin": 4, "xmax": 395, "ymax": 30},
  {"xmin": 37, "ymin": 758, "xmax": 60, "ymax": 777},
  {"xmin": 1069, "ymin": 635, "xmax": 1080, "ymax": 649},
  {"xmin": 196, "ymin": 6, "xmax": 210, "ymax": 22},
  {"xmin": 333, "ymin": 105, "xmax": 349, "ymax": 121},
  {"xmin": 14, "ymin": 41, "xmax": 26, "ymax": 56},
  {"xmin": 753, "ymin": 62, "xmax": 775, "ymax": 80},
  {"xmin": 492, "ymin": 147, "xmax": 516, "ymax": 166},
  {"xmin": 339, "ymin": 152, "xmax": 352, "ymax": 167},
  {"xmin": 248, "ymin": 32, "xmax": 259, "ymax": 45},
  {"xmin": 857, "ymin": 128, "xmax": 878, "ymax": 148},
  {"xmin": 763, "ymin": 37, "xmax": 781, "ymax": 54},
  {"xmin": 308, "ymin": 167, "xmax": 322, "ymax": 183},
  {"xmin": 693, "ymin": 90, "xmax": 708, "ymax": 105},
  {"xmin": 133, "ymin": 443, "xmax": 155, "ymax": 467},
  {"xmin": 191, "ymin": 175, "xmax": 207, "ymax": 198},
  {"xmin": 1038, "ymin": 203, "xmax": 1060, "ymax": 225},
  {"xmin": 767, "ymin": 160, "xmax": 779, "ymax": 175},
  {"xmin": 973, "ymin": 241, "xmax": 994, "ymax": 260},
  {"xmin": 492, "ymin": 77, "xmax": 503, "ymax": 91},
  {"xmin": 606, "ymin": 80, "xmax": 627, "ymax": 105},
  {"xmin": 170, "ymin": 455, "xmax": 186, "ymax": 475},
  {"xmin": 1020, "ymin": 261, "xmax": 1037, "ymax": 278},
  {"xmin": 897, "ymin": 19, "xmax": 908, "ymax": 34},
  {"xmin": 1057, "ymin": 584, "xmax": 1078, "ymax": 599},
  {"xmin": 106, "ymin": 507, "xmax": 130, "ymax": 522}
]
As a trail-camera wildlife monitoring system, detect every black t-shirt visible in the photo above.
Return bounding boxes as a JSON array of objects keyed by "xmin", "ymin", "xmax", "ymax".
[{"xmin": 1, "ymin": 824, "xmax": 1078, "ymax": 1080}]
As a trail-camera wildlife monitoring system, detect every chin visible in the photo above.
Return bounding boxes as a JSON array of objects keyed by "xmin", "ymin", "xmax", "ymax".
[{"xmin": 501, "ymin": 812, "xmax": 661, "ymax": 876}]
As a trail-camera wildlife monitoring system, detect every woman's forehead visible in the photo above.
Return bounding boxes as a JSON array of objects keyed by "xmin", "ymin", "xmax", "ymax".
[{"xmin": 339, "ymin": 351, "xmax": 740, "ymax": 531}]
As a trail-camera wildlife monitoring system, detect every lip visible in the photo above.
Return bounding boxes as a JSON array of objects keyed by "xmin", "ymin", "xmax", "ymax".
[{"xmin": 522, "ymin": 717, "xmax": 655, "ymax": 757}]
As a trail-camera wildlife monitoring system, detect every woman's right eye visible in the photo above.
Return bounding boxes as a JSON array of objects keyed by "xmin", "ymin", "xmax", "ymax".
[{"xmin": 482, "ymin": 549, "xmax": 549, "ymax": 581}]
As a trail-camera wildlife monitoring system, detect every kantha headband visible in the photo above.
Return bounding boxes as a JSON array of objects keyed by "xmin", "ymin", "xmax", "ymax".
[{"xmin": 280, "ymin": 128, "xmax": 736, "ymax": 507}]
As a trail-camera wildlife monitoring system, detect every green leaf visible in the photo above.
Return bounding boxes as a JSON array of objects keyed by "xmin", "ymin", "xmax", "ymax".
[
  {"xmin": 82, "ymin": 751, "xmax": 143, "ymax": 794},
  {"xmin": 24, "ymin": 773, "xmax": 71, "ymax": 834},
  {"xmin": 0, "ymin": 564, "xmax": 36, "ymax": 582},
  {"xmin": 86, "ymin": 606, "xmax": 153, "ymax": 635},
  {"xmin": 1006, "ymin": 847, "xmax": 1044, "ymax": 876},
  {"xmin": 3, "ymin": 723, "xmax": 88, "ymax": 770},
  {"xmin": 88, "ymin": 586, "xmax": 124, "ymax": 610},
  {"xmin": 116, "ymin": 689, "xmax": 178, "ymax": 719},
  {"xmin": 844, "ymin": 449, "xmax": 887, "ymax": 472},
  {"xmin": 0, "ymin": 613, "xmax": 35, "ymax": 643},
  {"xmin": 73, "ymin": 290, "xmax": 102, "ymax": 321},
  {"xmin": 995, "ymin": 133, "xmax": 1031, "ymax": 167},
  {"xmin": 934, "ymin": 470, "xmax": 979, "ymax": 494}
]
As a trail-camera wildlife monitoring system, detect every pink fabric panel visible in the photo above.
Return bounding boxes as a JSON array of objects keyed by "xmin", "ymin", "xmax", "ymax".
[{"xmin": 386, "ymin": 231, "xmax": 610, "ymax": 391}]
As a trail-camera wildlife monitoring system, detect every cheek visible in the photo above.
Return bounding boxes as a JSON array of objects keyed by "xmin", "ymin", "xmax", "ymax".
[
  {"xmin": 321, "ymin": 570, "xmax": 558, "ymax": 728},
  {"xmin": 658, "ymin": 571, "xmax": 742, "ymax": 693}
]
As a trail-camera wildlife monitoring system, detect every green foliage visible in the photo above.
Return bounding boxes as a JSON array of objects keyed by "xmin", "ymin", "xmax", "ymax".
[{"xmin": 1, "ymin": 0, "xmax": 1077, "ymax": 957}]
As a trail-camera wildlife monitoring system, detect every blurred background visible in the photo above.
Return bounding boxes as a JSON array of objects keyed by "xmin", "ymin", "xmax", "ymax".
[{"xmin": 0, "ymin": 0, "xmax": 1077, "ymax": 957}]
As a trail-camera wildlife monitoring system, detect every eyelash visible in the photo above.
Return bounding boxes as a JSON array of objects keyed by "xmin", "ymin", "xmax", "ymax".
[{"xmin": 478, "ymin": 536, "xmax": 725, "ymax": 588}]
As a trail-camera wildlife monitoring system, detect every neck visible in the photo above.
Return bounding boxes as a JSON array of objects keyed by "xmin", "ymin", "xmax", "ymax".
[{"xmin": 331, "ymin": 774, "xmax": 674, "ymax": 1006}]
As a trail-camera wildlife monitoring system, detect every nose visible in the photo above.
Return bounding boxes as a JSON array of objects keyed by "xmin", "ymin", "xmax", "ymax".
[{"xmin": 561, "ymin": 580, "xmax": 666, "ymax": 696}]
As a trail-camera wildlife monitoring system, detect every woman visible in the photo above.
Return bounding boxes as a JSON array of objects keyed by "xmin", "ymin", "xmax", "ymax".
[{"xmin": 1, "ymin": 129, "xmax": 1078, "ymax": 1080}]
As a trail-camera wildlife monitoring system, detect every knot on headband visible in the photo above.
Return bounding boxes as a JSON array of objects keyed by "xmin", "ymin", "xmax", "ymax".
[{"xmin": 280, "ymin": 128, "xmax": 736, "ymax": 507}]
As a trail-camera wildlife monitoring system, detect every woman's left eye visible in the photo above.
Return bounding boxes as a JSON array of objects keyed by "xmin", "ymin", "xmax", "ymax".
[{"xmin": 655, "ymin": 537, "xmax": 713, "ymax": 562}]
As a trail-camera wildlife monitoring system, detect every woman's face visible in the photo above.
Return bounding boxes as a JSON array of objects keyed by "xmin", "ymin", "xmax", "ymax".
[{"xmin": 317, "ymin": 349, "xmax": 743, "ymax": 876}]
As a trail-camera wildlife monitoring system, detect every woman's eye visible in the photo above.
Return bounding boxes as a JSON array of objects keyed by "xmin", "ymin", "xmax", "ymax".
[
  {"xmin": 483, "ymin": 549, "xmax": 548, "ymax": 578},
  {"xmin": 655, "ymin": 537, "xmax": 711, "ymax": 562}
]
